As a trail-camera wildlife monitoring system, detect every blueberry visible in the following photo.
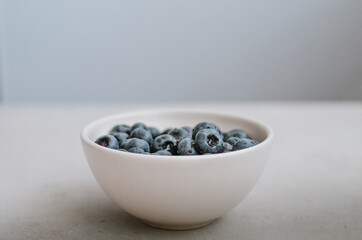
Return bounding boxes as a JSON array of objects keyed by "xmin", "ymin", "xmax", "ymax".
[
  {"xmin": 225, "ymin": 129, "xmax": 248, "ymax": 140},
  {"xmin": 110, "ymin": 124, "xmax": 131, "ymax": 134},
  {"xmin": 177, "ymin": 138, "xmax": 198, "ymax": 155},
  {"xmin": 131, "ymin": 122, "xmax": 148, "ymax": 131},
  {"xmin": 192, "ymin": 122, "xmax": 221, "ymax": 139},
  {"xmin": 95, "ymin": 135, "xmax": 119, "ymax": 150},
  {"xmin": 251, "ymin": 139, "xmax": 259, "ymax": 145},
  {"xmin": 128, "ymin": 147, "xmax": 146, "ymax": 154},
  {"xmin": 110, "ymin": 132, "xmax": 129, "ymax": 145},
  {"xmin": 121, "ymin": 138, "xmax": 150, "ymax": 152},
  {"xmin": 226, "ymin": 137, "xmax": 241, "ymax": 146},
  {"xmin": 223, "ymin": 142, "xmax": 233, "ymax": 152},
  {"xmin": 153, "ymin": 134, "xmax": 178, "ymax": 154},
  {"xmin": 194, "ymin": 129, "xmax": 223, "ymax": 154},
  {"xmin": 233, "ymin": 138, "xmax": 258, "ymax": 150},
  {"xmin": 149, "ymin": 127, "xmax": 161, "ymax": 139},
  {"xmin": 168, "ymin": 128, "xmax": 189, "ymax": 141},
  {"xmin": 152, "ymin": 150, "xmax": 172, "ymax": 155},
  {"xmin": 130, "ymin": 127, "xmax": 153, "ymax": 146}
]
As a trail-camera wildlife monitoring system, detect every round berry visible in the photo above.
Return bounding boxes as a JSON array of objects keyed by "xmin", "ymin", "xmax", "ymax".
[
  {"xmin": 225, "ymin": 129, "xmax": 248, "ymax": 140},
  {"xmin": 153, "ymin": 134, "xmax": 178, "ymax": 154},
  {"xmin": 168, "ymin": 128, "xmax": 189, "ymax": 141},
  {"xmin": 192, "ymin": 122, "xmax": 221, "ymax": 139},
  {"xmin": 121, "ymin": 138, "xmax": 150, "ymax": 152},
  {"xmin": 152, "ymin": 150, "xmax": 172, "ymax": 155},
  {"xmin": 95, "ymin": 135, "xmax": 119, "ymax": 150},
  {"xmin": 177, "ymin": 138, "xmax": 198, "ymax": 155},
  {"xmin": 131, "ymin": 122, "xmax": 149, "ymax": 131},
  {"xmin": 130, "ymin": 127, "xmax": 153, "ymax": 146},
  {"xmin": 110, "ymin": 132, "xmax": 129, "ymax": 146},
  {"xmin": 233, "ymin": 138, "xmax": 258, "ymax": 150},
  {"xmin": 110, "ymin": 124, "xmax": 131, "ymax": 134},
  {"xmin": 149, "ymin": 127, "xmax": 161, "ymax": 139},
  {"xmin": 194, "ymin": 129, "xmax": 223, "ymax": 154}
]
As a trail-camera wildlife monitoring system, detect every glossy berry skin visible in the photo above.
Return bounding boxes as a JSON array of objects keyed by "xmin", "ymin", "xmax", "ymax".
[
  {"xmin": 121, "ymin": 138, "xmax": 150, "ymax": 152},
  {"xmin": 194, "ymin": 129, "xmax": 223, "ymax": 154},
  {"xmin": 153, "ymin": 134, "xmax": 178, "ymax": 154},
  {"xmin": 110, "ymin": 124, "xmax": 131, "ymax": 134},
  {"xmin": 233, "ymin": 138, "xmax": 258, "ymax": 151},
  {"xmin": 95, "ymin": 135, "xmax": 119, "ymax": 150},
  {"xmin": 192, "ymin": 122, "xmax": 221, "ymax": 139},
  {"xmin": 224, "ymin": 129, "xmax": 248, "ymax": 140},
  {"xmin": 177, "ymin": 138, "xmax": 198, "ymax": 155},
  {"xmin": 128, "ymin": 147, "xmax": 146, "ymax": 154},
  {"xmin": 110, "ymin": 132, "xmax": 129, "ymax": 146},
  {"xmin": 152, "ymin": 150, "xmax": 172, "ymax": 155},
  {"xmin": 168, "ymin": 128, "xmax": 189, "ymax": 141},
  {"xmin": 131, "ymin": 122, "xmax": 149, "ymax": 131},
  {"xmin": 223, "ymin": 142, "xmax": 233, "ymax": 152},
  {"xmin": 149, "ymin": 127, "xmax": 161, "ymax": 139},
  {"xmin": 130, "ymin": 127, "xmax": 153, "ymax": 146}
]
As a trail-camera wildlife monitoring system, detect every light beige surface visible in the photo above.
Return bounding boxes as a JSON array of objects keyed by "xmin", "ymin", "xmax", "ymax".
[{"xmin": 1, "ymin": 102, "xmax": 361, "ymax": 240}]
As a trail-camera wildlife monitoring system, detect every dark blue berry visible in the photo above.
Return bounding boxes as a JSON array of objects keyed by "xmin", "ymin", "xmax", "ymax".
[
  {"xmin": 233, "ymin": 138, "xmax": 258, "ymax": 150},
  {"xmin": 130, "ymin": 127, "xmax": 153, "ymax": 146},
  {"xmin": 153, "ymin": 134, "xmax": 177, "ymax": 154},
  {"xmin": 195, "ymin": 129, "xmax": 223, "ymax": 154},
  {"xmin": 131, "ymin": 122, "xmax": 148, "ymax": 131},
  {"xmin": 168, "ymin": 128, "xmax": 189, "ymax": 141},
  {"xmin": 227, "ymin": 137, "xmax": 241, "ymax": 146},
  {"xmin": 177, "ymin": 138, "xmax": 197, "ymax": 155},
  {"xmin": 95, "ymin": 135, "xmax": 119, "ymax": 150},
  {"xmin": 121, "ymin": 138, "xmax": 150, "ymax": 152},
  {"xmin": 223, "ymin": 142, "xmax": 233, "ymax": 152},
  {"xmin": 192, "ymin": 122, "xmax": 221, "ymax": 139},
  {"xmin": 128, "ymin": 147, "xmax": 146, "ymax": 154},
  {"xmin": 152, "ymin": 150, "xmax": 172, "ymax": 155},
  {"xmin": 149, "ymin": 127, "xmax": 161, "ymax": 139},
  {"xmin": 225, "ymin": 129, "xmax": 248, "ymax": 140},
  {"xmin": 110, "ymin": 132, "xmax": 129, "ymax": 146},
  {"xmin": 110, "ymin": 124, "xmax": 131, "ymax": 134},
  {"xmin": 251, "ymin": 139, "xmax": 259, "ymax": 145}
]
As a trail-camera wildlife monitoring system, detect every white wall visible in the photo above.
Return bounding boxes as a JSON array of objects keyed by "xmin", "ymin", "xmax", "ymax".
[{"xmin": 1, "ymin": 0, "xmax": 361, "ymax": 103}]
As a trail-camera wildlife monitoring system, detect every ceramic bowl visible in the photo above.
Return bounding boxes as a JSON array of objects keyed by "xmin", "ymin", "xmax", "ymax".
[{"xmin": 80, "ymin": 109, "xmax": 273, "ymax": 230}]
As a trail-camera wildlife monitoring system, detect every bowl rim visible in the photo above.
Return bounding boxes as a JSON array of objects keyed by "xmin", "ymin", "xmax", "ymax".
[{"xmin": 80, "ymin": 108, "xmax": 274, "ymax": 160}]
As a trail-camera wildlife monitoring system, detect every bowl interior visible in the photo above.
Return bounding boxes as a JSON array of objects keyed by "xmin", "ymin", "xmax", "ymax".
[{"xmin": 83, "ymin": 110, "xmax": 271, "ymax": 145}]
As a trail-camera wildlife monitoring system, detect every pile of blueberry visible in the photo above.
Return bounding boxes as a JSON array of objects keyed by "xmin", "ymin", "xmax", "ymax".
[{"xmin": 95, "ymin": 122, "xmax": 259, "ymax": 155}]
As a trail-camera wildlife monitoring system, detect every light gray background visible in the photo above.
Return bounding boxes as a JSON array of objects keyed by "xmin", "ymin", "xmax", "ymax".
[{"xmin": 0, "ymin": 0, "xmax": 361, "ymax": 103}]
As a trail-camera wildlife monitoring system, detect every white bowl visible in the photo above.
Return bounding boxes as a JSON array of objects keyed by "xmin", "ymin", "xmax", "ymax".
[{"xmin": 81, "ymin": 109, "xmax": 273, "ymax": 230}]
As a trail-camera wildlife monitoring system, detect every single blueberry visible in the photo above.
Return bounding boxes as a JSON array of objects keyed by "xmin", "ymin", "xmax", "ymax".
[
  {"xmin": 121, "ymin": 138, "xmax": 150, "ymax": 152},
  {"xmin": 225, "ymin": 129, "xmax": 249, "ymax": 140},
  {"xmin": 192, "ymin": 122, "xmax": 221, "ymax": 139},
  {"xmin": 130, "ymin": 127, "xmax": 153, "ymax": 146},
  {"xmin": 223, "ymin": 142, "xmax": 233, "ymax": 152},
  {"xmin": 177, "ymin": 138, "xmax": 198, "ymax": 155},
  {"xmin": 168, "ymin": 128, "xmax": 189, "ymax": 141},
  {"xmin": 226, "ymin": 137, "xmax": 241, "ymax": 146},
  {"xmin": 110, "ymin": 132, "xmax": 129, "ymax": 146},
  {"xmin": 194, "ymin": 129, "xmax": 223, "ymax": 154},
  {"xmin": 233, "ymin": 138, "xmax": 258, "ymax": 151},
  {"xmin": 110, "ymin": 124, "xmax": 131, "ymax": 134},
  {"xmin": 153, "ymin": 134, "xmax": 178, "ymax": 154},
  {"xmin": 152, "ymin": 150, "xmax": 172, "ymax": 155},
  {"xmin": 128, "ymin": 147, "xmax": 146, "ymax": 154},
  {"xmin": 95, "ymin": 135, "xmax": 119, "ymax": 150},
  {"xmin": 149, "ymin": 127, "xmax": 161, "ymax": 139},
  {"xmin": 131, "ymin": 122, "xmax": 149, "ymax": 131}
]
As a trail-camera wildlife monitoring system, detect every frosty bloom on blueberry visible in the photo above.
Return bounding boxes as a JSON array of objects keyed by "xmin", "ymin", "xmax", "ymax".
[{"xmin": 94, "ymin": 122, "xmax": 260, "ymax": 155}]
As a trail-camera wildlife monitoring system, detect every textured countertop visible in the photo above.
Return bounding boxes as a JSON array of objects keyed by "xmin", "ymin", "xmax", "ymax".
[{"xmin": 1, "ymin": 102, "xmax": 361, "ymax": 240}]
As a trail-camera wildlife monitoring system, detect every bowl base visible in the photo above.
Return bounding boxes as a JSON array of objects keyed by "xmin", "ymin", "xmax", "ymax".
[{"xmin": 140, "ymin": 218, "xmax": 216, "ymax": 230}]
